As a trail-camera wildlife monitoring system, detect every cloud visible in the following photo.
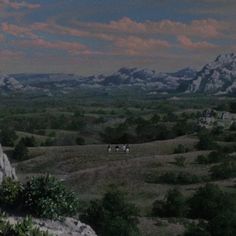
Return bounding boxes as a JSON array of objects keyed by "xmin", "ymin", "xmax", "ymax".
[
  {"xmin": 18, "ymin": 38, "xmax": 89, "ymax": 54},
  {"xmin": 0, "ymin": 49, "xmax": 22, "ymax": 59},
  {"xmin": 177, "ymin": 35, "xmax": 217, "ymax": 50},
  {"xmin": 78, "ymin": 17, "xmax": 227, "ymax": 39},
  {"xmin": 0, "ymin": 0, "xmax": 40, "ymax": 10},
  {"xmin": 113, "ymin": 36, "xmax": 170, "ymax": 56},
  {"xmin": 1, "ymin": 22, "xmax": 37, "ymax": 38},
  {"xmin": 0, "ymin": 34, "xmax": 5, "ymax": 42}
]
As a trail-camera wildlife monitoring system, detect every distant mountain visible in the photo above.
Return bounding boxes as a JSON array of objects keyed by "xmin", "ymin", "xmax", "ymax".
[
  {"xmin": 86, "ymin": 67, "xmax": 196, "ymax": 91},
  {"xmin": 0, "ymin": 75, "xmax": 24, "ymax": 92},
  {"xmin": 2, "ymin": 53, "xmax": 236, "ymax": 95},
  {"xmin": 187, "ymin": 53, "xmax": 236, "ymax": 94},
  {"xmin": 10, "ymin": 67, "xmax": 197, "ymax": 93}
]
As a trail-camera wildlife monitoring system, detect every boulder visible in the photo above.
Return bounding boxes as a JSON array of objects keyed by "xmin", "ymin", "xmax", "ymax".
[
  {"xmin": 0, "ymin": 144, "xmax": 17, "ymax": 183},
  {"xmin": 8, "ymin": 217, "xmax": 97, "ymax": 236}
]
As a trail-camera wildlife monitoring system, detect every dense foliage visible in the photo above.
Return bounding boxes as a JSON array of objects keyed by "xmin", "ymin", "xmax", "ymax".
[
  {"xmin": 81, "ymin": 187, "xmax": 140, "ymax": 236},
  {"xmin": 0, "ymin": 176, "xmax": 79, "ymax": 220},
  {"xmin": 0, "ymin": 216, "xmax": 51, "ymax": 236}
]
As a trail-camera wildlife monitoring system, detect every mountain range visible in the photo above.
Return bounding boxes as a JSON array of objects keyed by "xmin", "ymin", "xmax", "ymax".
[{"xmin": 1, "ymin": 53, "xmax": 236, "ymax": 95}]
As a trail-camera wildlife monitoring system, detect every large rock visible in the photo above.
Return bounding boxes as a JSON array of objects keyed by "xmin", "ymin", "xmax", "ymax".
[
  {"xmin": 0, "ymin": 144, "xmax": 17, "ymax": 183},
  {"xmin": 8, "ymin": 217, "xmax": 97, "ymax": 236}
]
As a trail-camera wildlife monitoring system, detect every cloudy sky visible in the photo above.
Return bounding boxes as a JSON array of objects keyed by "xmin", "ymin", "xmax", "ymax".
[{"xmin": 0, "ymin": 0, "xmax": 235, "ymax": 75}]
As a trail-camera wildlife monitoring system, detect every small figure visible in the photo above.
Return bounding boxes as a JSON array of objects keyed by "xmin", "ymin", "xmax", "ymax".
[
  {"xmin": 122, "ymin": 144, "xmax": 126, "ymax": 152},
  {"xmin": 107, "ymin": 145, "xmax": 112, "ymax": 153},
  {"xmin": 115, "ymin": 145, "xmax": 120, "ymax": 152},
  {"xmin": 125, "ymin": 144, "xmax": 130, "ymax": 153}
]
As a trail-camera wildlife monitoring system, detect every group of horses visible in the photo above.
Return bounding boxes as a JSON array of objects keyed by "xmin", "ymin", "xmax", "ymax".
[{"xmin": 107, "ymin": 144, "xmax": 130, "ymax": 153}]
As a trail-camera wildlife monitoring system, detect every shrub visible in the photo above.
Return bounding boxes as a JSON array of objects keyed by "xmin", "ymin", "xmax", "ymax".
[
  {"xmin": 183, "ymin": 222, "xmax": 210, "ymax": 236},
  {"xmin": 22, "ymin": 175, "xmax": 79, "ymax": 219},
  {"xmin": 188, "ymin": 183, "xmax": 229, "ymax": 220},
  {"xmin": 208, "ymin": 210, "xmax": 236, "ymax": 236},
  {"xmin": 19, "ymin": 136, "xmax": 37, "ymax": 147},
  {"xmin": 12, "ymin": 141, "xmax": 29, "ymax": 161},
  {"xmin": 76, "ymin": 136, "xmax": 85, "ymax": 145},
  {"xmin": 196, "ymin": 151, "xmax": 228, "ymax": 165},
  {"xmin": 196, "ymin": 155, "xmax": 208, "ymax": 164},
  {"xmin": 174, "ymin": 156, "xmax": 186, "ymax": 167},
  {"xmin": 210, "ymin": 161, "xmax": 236, "ymax": 180},
  {"xmin": 0, "ymin": 216, "xmax": 51, "ymax": 236},
  {"xmin": 152, "ymin": 188, "xmax": 187, "ymax": 218},
  {"xmin": 174, "ymin": 145, "xmax": 189, "ymax": 154},
  {"xmin": 197, "ymin": 130, "xmax": 216, "ymax": 150},
  {"xmin": 158, "ymin": 172, "xmax": 203, "ymax": 185},
  {"xmin": 81, "ymin": 186, "xmax": 140, "ymax": 236},
  {"xmin": 0, "ymin": 178, "xmax": 22, "ymax": 210},
  {"xmin": 0, "ymin": 127, "xmax": 18, "ymax": 147}
]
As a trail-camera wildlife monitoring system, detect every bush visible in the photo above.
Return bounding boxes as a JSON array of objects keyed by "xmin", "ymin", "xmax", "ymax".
[
  {"xmin": 12, "ymin": 141, "xmax": 29, "ymax": 161},
  {"xmin": 0, "ymin": 216, "xmax": 51, "ymax": 236},
  {"xmin": 0, "ymin": 178, "xmax": 22, "ymax": 210},
  {"xmin": 152, "ymin": 188, "xmax": 187, "ymax": 218},
  {"xmin": 158, "ymin": 172, "xmax": 203, "ymax": 185},
  {"xmin": 22, "ymin": 175, "xmax": 79, "ymax": 219},
  {"xmin": 183, "ymin": 222, "xmax": 210, "ymax": 236},
  {"xmin": 196, "ymin": 151, "xmax": 228, "ymax": 165},
  {"xmin": 174, "ymin": 156, "xmax": 186, "ymax": 167},
  {"xmin": 81, "ymin": 186, "xmax": 140, "ymax": 236},
  {"xmin": 197, "ymin": 130, "xmax": 216, "ymax": 150},
  {"xmin": 76, "ymin": 136, "xmax": 85, "ymax": 145},
  {"xmin": 188, "ymin": 183, "xmax": 229, "ymax": 220},
  {"xmin": 174, "ymin": 145, "xmax": 189, "ymax": 154},
  {"xmin": 210, "ymin": 161, "xmax": 236, "ymax": 180},
  {"xmin": 196, "ymin": 155, "xmax": 208, "ymax": 164},
  {"xmin": 19, "ymin": 136, "xmax": 37, "ymax": 147},
  {"xmin": 0, "ymin": 127, "xmax": 18, "ymax": 147},
  {"xmin": 208, "ymin": 210, "xmax": 236, "ymax": 236}
]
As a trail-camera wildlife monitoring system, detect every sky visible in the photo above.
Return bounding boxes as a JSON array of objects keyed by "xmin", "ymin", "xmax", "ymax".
[{"xmin": 0, "ymin": 0, "xmax": 235, "ymax": 75}]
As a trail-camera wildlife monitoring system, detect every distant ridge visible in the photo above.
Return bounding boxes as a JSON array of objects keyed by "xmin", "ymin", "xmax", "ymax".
[{"xmin": 1, "ymin": 53, "xmax": 236, "ymax": 95}]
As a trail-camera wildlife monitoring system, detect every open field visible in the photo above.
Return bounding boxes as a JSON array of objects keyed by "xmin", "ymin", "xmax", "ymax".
[{"xmin": 11, "ymin": 134, "xmax": 236, "ymax": 236}]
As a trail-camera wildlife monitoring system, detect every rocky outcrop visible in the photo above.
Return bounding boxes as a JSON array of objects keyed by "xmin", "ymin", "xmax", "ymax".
[
  {"xmin": 187, "ymin": 53, "xmax": 236, "ymax": 94},
  {"xmin": 8, "ymin": 217, "xmax": 97, "ymax": 236},
  {"xmin": 0, "ymin": 144, "xmax": 17, "ymax": 183}
]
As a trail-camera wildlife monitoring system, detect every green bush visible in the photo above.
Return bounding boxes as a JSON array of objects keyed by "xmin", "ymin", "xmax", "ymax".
[
  {"xmin": 81, "ymin": 186, "xmax": 140, "ymax": 236},
  {"xmin": 0, "ymin": 127, "xmax": 18, "ymax": 147},
  {"xmin": 0, "ymin": 216, "xmax": 51, "ymax": 236},
  {"xmin": 197, "ymin": 130, "xmax": 216, "ymax": 150},
  {"xmin": 174, "ymin": 145, "xmax": 189, "ymax": 154},
  {"xmin": 152, "ymin": 188, "xmax": 187, "ymax": 218},
  {"xmin": 183, "ymin": 222, "xmax": 210, "ymax": 236},
  {"xmin": 23, "ymin": 175, "xmax": 79, "ymax": 219},
  {"xmin": 0, "ymin": 178, "xmax": 22, "ymax": 210},
  {"xmin": 174, "ymin": 156, "xmax": 186, "ymax": 167},
  {"xmin": 210, "ymin": 161, "xmax": 236, "ymax": 180},
  {"xmin": 196, "ymin": 155, "xmax": 208, "ymax": 164},
  {"xmin": 188, "ymin": 183, "xmax": 230, "ymax": 220},
  {"xmin": 208, "ymin": 210, "xmax": 236, "ymax": 236},
  {"xmin": 196, "ymin": 151, "xmax": 229, "ymax": 165},
  {"xmin": 0, "ymin": 176, "xmax": 79, "ymax": 220},
  {"xmin": 158, "ymin": 172, "xmax": 203, "ymax": 185},
  {"xmin": 12, "ymin": 141, "xmax": 29, "ymax": 161}
]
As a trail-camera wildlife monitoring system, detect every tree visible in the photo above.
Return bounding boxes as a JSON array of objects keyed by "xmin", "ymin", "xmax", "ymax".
[
  {"xmin": 197, "ymin": 129, "xmax": 216, "ymax": 150},
  {"xmin": 188, "ymin": 184, "xmax": 229, "ymax": 220},
  {"xmin": 12, "ymin": 141, "xmax": 29, "ymax": 161},
  {"xmin": 23, "ymin": 175, "xmax": 79, "ymax": 219},
  {"xmin": 81, "ymin": 186, "xmax": 140, "ymax": 236},
  {"xmin": 0, "ymin": 127, "xmax": 18, "ymax": 146},
  {"xmin": 152, "ymin": 188, "xmax": 187, "ymax": 218}
]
